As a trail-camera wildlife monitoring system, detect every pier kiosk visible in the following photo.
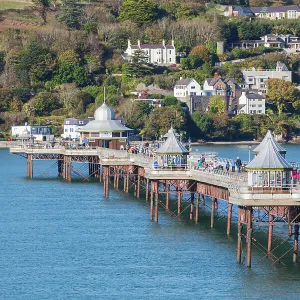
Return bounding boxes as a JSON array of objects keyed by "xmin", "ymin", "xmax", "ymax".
[
  {"xmin": 253, "ymin": 130, "xmax": 287, "ymax": 158},
  {"xmin": 156, "ymin": 128, "xmax": 189, "ymax": 168},
  {"xmin": 77, "ymin": 102, "xmax": 133, "ymax": 150}
]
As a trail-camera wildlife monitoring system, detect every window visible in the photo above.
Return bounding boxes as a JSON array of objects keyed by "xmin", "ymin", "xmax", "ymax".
[
  {"xmin": 282, "ymin": 76, "xmax": 289, "ymax": 80},
  {"xmin": 169, "ymin": 50, "xmax": 171, "ymax": 54},
  {"xmin": 258, "ymin": 110, "xmax": 262, "ymax": 113},
  {"xmin": 258, "ymin": 104, "xmax": 262, "ymax": 107},
  {"xmin": 65, "ymin": 128, "xmax": 68, "ymax": 132},
  {"xmin": 79, "ymin": 121, "xmax": 84, "ymax": 125},
  {"xmin": 169, "ymin": 57, "xmax": 172, "ymax": 62},
  {"xmin": 248, "ymin": 77, "xmax": 254, "ymax": 82},
  {"xmin": 70, "ymin": 128, "xmax": 74, "ymax": 132},
  {"xmin": 65, "ymin": 121, "xmax": 70, "ymax": 124},
  {"xmin": 191, "ymin": 86, "xmax": 195, "ymax": 89},
  {"xmin": 258, "ymin": 78, "xmax": 264, "ymax": 83}
]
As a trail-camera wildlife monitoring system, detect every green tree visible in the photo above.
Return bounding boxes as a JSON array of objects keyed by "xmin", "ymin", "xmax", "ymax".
[
  {"xmin": 163, "ymin": 96, "xmax": 179, "ymax": 106},
  {"xmin": 209, "ymin": 95, "xmax": 226, "ymax": 114},
  {"xmin": 118, "ymin": 0, "xmax": 159, "ymax": 25},
  {"xmin": 190, "ymin": 45, "xmax": 211, "ymax": 63},
  {"xmin": 27, "ymin": 92, "xmax": 61, "ymax": 116},
  {"xmin": 192, "ymin": 111, "xmax": 212, "ymax": 136},
  {"xmin": 32, "ymin": 0, "xmax": 50, "ymax": 24},
  {"xmin": 266, "ymin": 79, "xmax": 297, "ymax": 114},
  {"xmin": 56, "ymin": 0, "xmax": 82, "ymax": 30},
  {"xmin": 127, "ymin": 49, "xmax": 153, "ymax": 78}
]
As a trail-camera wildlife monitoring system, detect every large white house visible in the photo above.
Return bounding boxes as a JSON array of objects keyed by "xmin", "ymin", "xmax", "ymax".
[
  {"xmin": 242, "ymin": 62, "xmax": 292, "ymax": 94},
  {"xmin": 62, "ymin": 118, "xmax": 93, "ymax": 140},
  {"xmin": 124, "ymin": 40, "xmax": 176, "ymax": 65},
  {"xmin": 237, "ymin": 92, "xmax": 266, "ymax": 115}
]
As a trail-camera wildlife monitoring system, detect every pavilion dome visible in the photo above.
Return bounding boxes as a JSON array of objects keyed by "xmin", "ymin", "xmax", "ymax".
[
  {"xmin": 163, "ymin": 126, "xmax": 180, "ymax": 139},
  {"xmin": 94, "ymin": 103, "xmax": 115, "ymax": 121}
]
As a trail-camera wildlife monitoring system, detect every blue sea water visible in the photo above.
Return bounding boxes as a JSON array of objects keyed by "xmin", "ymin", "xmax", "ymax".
[{"xmin": 1, "ymin": 145, "xmax": 300, "ymax": 300}]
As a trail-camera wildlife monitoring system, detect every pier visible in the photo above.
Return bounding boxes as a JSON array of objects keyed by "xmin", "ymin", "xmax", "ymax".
[{"xmin": 10, "ymin": 133, "xmax": 300, "ymax": 268}]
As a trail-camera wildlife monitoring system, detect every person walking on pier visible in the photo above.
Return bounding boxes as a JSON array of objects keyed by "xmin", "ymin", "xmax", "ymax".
[
  {"xmin": 231, "ymin": 160, "xmax": 235, "ymax": 172},
  {"xmin": 236, "ymin": 157, "xmax": 242, "ymax": 173},
  {"xmin": 226, "ymin": 161, "xmax": 230, "ymax": 172}
]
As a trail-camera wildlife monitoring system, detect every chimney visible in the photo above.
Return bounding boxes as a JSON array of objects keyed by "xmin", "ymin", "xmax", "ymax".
[
  {"xmin": 137, "ymin": 40, "xmax": 140, "ymax": 48},
  {"xmin": 127, "ymin": 39, "xmax": 131, "ymax": 48},
  {"xmin": 162, "ymin": 39, "xmax": 165, "ymax": 47},
  {"xmin": 214, "ymin": 72, "xmax": 220, "ymax": 79}
]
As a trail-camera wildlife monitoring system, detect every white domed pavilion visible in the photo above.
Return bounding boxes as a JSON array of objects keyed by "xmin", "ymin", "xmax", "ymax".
[{"xmin": 77, "ymin": 102, "xmax": 133, "ymax": 149}]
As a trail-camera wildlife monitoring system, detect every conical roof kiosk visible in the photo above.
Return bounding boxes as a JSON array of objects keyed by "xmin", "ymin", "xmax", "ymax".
[
  {"xmin": 246, "ymin": 135, "xmax": 292, "ymax": 189},
  {"xmin": 253, "ymin": 130, "xmax": 286, "ymax": 158},
  {"xmin": 155, "ymin": 128, "xmax": 189, "ymax": 168},
  {"xmin": 162, "ymin": 126, "xmax": 180, "ymax": 140}
]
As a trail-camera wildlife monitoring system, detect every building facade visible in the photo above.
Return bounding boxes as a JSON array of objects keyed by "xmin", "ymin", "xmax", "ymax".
[
  {"xmin": 237, "ymin": 92, "xmax": 266, "ymax": 115},
  {"xmin": 62, "ymin": 118, "xmax": 93, "ymax": 140},
  {"xmin": 77, "ymin": 102, "xmax": 133, "ymax": 149},
  {"xmin": 242, "ymin": 62, "xmax": 292, "ymax": 94},
  {"xmin": 124, "ymin": 40, "xmax": 176, "ymax": 65},
  {"xmin": 252, "ymin": 6, "xmax": 300, "ymax": 19},
  {"xmin": 12, "ymin": 125, "xmax": 54, "ymax": 141}
]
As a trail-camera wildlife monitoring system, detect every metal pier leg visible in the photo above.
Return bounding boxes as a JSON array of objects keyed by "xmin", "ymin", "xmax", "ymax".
[
  {"xmin": 211, "ymin": 197, "xmax": 216, "ymax": 228},
  {"xmin": 65, "ymin": 156, "xmax": 71, "ymax": 182},
  {"xmin": 150, "ymin": 182, "xmax": 154, "ymax": 220},
  {"xmin": 145, "ymin": 178, "xmax": 149, "ymax": 201},
  {"xmin": 166, "ymin": 183, "xmax": 169, "ymax": 210},
  {"xmin": 116, "ymin": 170, "xmax": 119, "ymax": 190},
  {"xmin": 177, "ymin": 190, "xmax": 181, "ymax": 216},
  {"xmin": 27, "ymin": 154, "xmax": 33, "ymax": 178},
  {"xmin": 267, "ymin": 214, "xmax": 274, "ymax": 255},
  {"xmin": 195, "ymin": 193, "xmax": 199, "ymax": 223},
  {"xmin": 237, "ymin": 207, "xmax": 242, "ymax": 264},
  {"xmin": 99, "ymin": 165, "xmax": 103, "ymax": 183},
  {"xmin": 104, "ymin": 166, "xmax": 109, "ymax": 198},
  {"xmin": 246, "ymin": 208, "xmax": 253, "ymax": 268},
  {"xmin": 227, "ymin": 203, "xmax": 233, "ymax": 236},
  {"xmin": 154, "ymin": 190, "xmax": 159, "ymax": 223},
  {"xmin": 293, "ymin": 224, "xmax": 299, "ymax": 263},
  {"xmin": 114, "ymin": 168, "xmax": 117, "ymax": 188},
  {"xmin": 190, "ymin": 192, "xmax": 194, "ymax": 220},
  {"xmin": 58, "ymin": 159, "xmax": 62, "ymax": 177},
  {"xmin": 137, "ymin": 175, "xmax": 140, "ymax": 198}
]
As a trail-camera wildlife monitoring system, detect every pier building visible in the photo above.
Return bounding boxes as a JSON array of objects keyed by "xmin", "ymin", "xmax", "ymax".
[
  {"xmin": 77, "ymin": 102, "xmax": 133, "ymax": 149},
  {"xmin": 10, "ymin": 129, "xmax": 300, "ymax": 268}
]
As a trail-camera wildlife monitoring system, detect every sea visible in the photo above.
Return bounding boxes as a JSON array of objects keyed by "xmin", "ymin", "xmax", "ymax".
[{"xmin": 0, "ymin": 144, "xmax": 300, "ymax": 300}]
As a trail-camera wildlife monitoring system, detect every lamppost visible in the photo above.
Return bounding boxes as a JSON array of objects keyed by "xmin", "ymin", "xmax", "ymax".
[
  {"xmin": 248, "ymin": 144, "xmax": 251, "ymax": 163},
  {"xmin": 142, "ymin": 134, "xmax": 144, "ymax": 148},
  {"xmin": 155, "ymin": 134, "xmax": 158, "ymax": 149},
  {"xmin": 188, "ymin": 137, "xmax": 192, "ymax": 152}
]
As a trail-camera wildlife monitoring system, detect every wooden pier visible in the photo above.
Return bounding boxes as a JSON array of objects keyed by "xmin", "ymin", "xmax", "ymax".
[{"xmin": 10, "ymin": 145, "xmax": 300, "ymax": 268}]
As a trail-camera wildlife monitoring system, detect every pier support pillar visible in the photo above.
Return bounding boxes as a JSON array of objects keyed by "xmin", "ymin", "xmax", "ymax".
[
  {"xmin": 103, "ymin": 166, "xmax": 109, "ymax": 198},
  {"xmin": 150, "ymin": 183, "xmax": 154, "ymax": 221},
  {"xmin": 116, "ymin": 169, "xmax": 119, "ymax": 190},
  {"xmin": 190, "ymin": 192, "xmax": 195, "ymax": 220},
  {"xmin": 267, "ymin": 214, "xmax": 274, "ymax": 255},
  {"xmin": 99, "ymin": 165, "xmax": 103, "ymax": 182},
  {"xmin": 58, "ymin": 159, "xmax": 63, "ymax": 177},
  {"xmin": 137, "ymin": 175, "xmax": 140, "ymax": 198},
  {"xmin": 64, "ymin": 156, "xmax": 71, "ymax": 182},
  {"xmin": 246, "ymin": 207, "xmax": 253, "ymax": 268},
  {"xmin": 154, "ymin": 188, "xmax": 159, "ymax": 223},
  {"xmin": 195, "ymin": 193, "xmax": 200, "ymax": 223},
  {"xmin": 145, "ymin": 178, "xmax": 149, "ymax": 201},
  {"xmin": 165, "ymin": 184, "xmax": 169, "ymax": 210},
  {"xmin": 177, "ymin": 189, "xmax": 182, "ymax": 216},
  {"xmin": 227, "ymin": 203, "xmax": 233, "ymax": 236},
  {"xmin": 237, "ymin": 207, "xmax": 242, "ymax": 264},
  {"xmin": 113, "ymin": 168, "xmax": 117, "ymax": 188},
  {"xmin": 211, "ymin": 197, "xmax": 216, "ymax": 228},
  {"xmin": 27, "ymin": 154, "xmax": 33, "ymax": 178},
  {"xmin": 293, "ymin": 224, "xmax": 299, "ymax": 263}
]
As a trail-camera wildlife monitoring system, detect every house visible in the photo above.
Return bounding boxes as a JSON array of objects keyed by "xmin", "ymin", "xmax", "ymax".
[
  {"xmin": 12, "ymin": 125, "xmax": 54, "ymax": 142},
  {"xmin": 203, "ymin": 73, "xmax": 242, "ymax": 111},
  {"xmin": 134, "ymin": 83, "xmax": 172, "ymax": 99},
  {"xmin": 237, "ymin": 92, "xmax": 266, "ymax": 115},
  {"xmin": 62, "ymin": 118, "xmax": 93, "ymax": 140},
  {"xmin": 174, "ymin": 78, "xmax": 202, "ymax": 110},
  {"xmin": 231, "ymin": 34, "xmax": 299, "ymax": 49},
  {"xmin": 191, "ymin": 95, "xmax": 212, "ymax": 114},
  {"xmin": 224, "ymin": 6, "xmax": 255, "ymax": 17},
  {"xmin": 242, "ymin": 62, "xmax": 292, "ymax": 94},
  {"xmin": 123, "ymin": 40, "xmax": 176, "ymax": 65},
  {"xmin": 251, "ymin": 6, "xmax": 300, "ymax": 19}
]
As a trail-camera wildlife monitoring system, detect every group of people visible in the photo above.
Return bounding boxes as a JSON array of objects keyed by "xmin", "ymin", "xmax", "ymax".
[{"xmin": 197, "ymin": 155, "xmax": 243, "ymax": 173}]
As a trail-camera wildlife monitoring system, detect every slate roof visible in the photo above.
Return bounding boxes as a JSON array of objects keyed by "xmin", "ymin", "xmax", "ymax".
[
  {"xmin": 77, "ymin": 120, "xmax": 133, "ymax": 132},
  {"xmin": 246, "ymin": 136, "xmax": 292, "ymax": 170},
  {"xmin": 253, "ymin": 130, "xmax": 286, "ymax": 155},
  {"xmin": 156, "ymin": 129, "xmax": 189, "ymax": 155},
  {"xmin": 246, "ymin": 92, "xmax": 265, "ymax": 99},
  {"xmin": 175, "ymin": 78, "xmax": 194, "ymax": 86},
  {"xmin": 206, "ymin": 77, "xmax": 237, "ymax": 86}
]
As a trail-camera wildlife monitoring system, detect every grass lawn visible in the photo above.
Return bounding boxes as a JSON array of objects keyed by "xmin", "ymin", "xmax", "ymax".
[{"xmin": 0, "ymin": 1, "xmax": 32, "ymax": 10}]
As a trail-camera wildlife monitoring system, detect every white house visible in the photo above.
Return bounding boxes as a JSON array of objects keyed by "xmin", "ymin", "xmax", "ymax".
[
  {"xmin": 124, "ymin": 40, "xmax": 176, "ymax": 65},
  {"xmin": 174, "ymin": 78, "xmax": 202, "ymax": 100},
  {"xmin": 12, "ymin": 125, "xmax": 54, "ymax": 141},
  {"xmin": 242, "ymin": 62, "xmax": 292, "ymax": 94},
  {"xmin": 237, "ymin": 92, "xmax": 266, "ymax": 115},
  {"xmin": 62, "ymin": 118, "xmax": 93, "ymax": 140}
]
